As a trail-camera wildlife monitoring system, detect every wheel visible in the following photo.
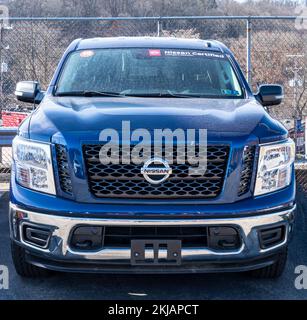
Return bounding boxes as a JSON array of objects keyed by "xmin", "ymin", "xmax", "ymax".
[
  {"xmin": 11, "ymin": 241, "xmax": 51, "ymax": 278},
  {"xmin": 249, "ymin": 248, "xmax": 288, "ymax": 279}
]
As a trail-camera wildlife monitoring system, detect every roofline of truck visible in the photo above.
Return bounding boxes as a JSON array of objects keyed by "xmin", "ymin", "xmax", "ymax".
[{"xmin": 73, "ymin": 37, "xmax": 225, "ymax": 52}]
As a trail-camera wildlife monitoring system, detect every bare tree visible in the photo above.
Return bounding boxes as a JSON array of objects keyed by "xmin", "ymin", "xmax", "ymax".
[
  {"xmin": 61, "ymin": 0, "xmax": 101, "ymax": 16},
  {"xmin": 7, "ymin": 0, "xmax": 301, "ymax": 17},
  {"xmin": 296, "ymin": 73, "xmax": 307, "ymax": 121}
]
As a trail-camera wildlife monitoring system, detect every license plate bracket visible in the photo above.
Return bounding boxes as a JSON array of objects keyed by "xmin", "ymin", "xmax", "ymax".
[{"xmin": 131, "ymin": 239, "xmax": 182, "ymax": 266}]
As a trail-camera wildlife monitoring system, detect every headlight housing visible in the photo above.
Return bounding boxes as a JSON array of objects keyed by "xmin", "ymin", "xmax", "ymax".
[
  {"xmin": 12, "ymin": 136, "xmax": 56, "ymax": 195},
  {"xmin": 254, "ymin": 139, "xmax": 295, "ymax": 196}
]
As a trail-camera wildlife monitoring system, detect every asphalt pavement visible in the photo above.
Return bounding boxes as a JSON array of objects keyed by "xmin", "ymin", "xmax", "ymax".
[{"xmin": 0, "ymin": 191, "xmax": 307, "ymax": 300}]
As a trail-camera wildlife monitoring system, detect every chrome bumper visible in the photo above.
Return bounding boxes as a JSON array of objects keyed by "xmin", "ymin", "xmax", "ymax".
[{"xmin": 9, "ymin": 203, "xmax": 295, "ymax": 264}]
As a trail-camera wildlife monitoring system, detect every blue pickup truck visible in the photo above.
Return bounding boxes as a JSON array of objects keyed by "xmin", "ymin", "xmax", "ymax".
[{"xmin": 9, "ymin": 37, "xmax": 296, "ymax": 278}]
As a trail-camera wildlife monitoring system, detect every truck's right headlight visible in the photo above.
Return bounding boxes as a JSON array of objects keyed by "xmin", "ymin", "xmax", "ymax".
[
  {"xmin": 12, "ymin": 136, "xmax": 56, "ymax": 195},
  {"xmin": 254, "ymin": 139, "xmax": 295, "ymax": 196}
]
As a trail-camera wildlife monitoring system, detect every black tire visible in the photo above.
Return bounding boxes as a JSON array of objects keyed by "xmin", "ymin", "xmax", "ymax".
[
  {"xmin": 249, "ymin": 248, "xmax": 288, "ymax": 279},
  {"xmin": 11, "ymin": 241, "xmax": 51, "ymax": 278}
]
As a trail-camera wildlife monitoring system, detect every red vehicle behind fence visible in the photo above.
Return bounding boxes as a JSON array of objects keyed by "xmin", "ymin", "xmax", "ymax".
[{"xmin": 1, "ymin": 111, "xmax": 28, "ymax": 127}]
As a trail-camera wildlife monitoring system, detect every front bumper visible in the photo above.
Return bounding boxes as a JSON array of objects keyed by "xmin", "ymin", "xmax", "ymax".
[{"xmin": 9, "ymin": 203, "xmax": 296, "ymax": 274}]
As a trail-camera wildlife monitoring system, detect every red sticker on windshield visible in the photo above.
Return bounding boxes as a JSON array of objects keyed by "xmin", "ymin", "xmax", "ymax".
[{"xmin": 148, "ymin": 49, "xmax": 161, "ymax": 57}]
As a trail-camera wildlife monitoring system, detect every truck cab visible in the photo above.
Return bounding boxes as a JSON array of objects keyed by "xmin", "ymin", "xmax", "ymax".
[{"xmin": 10, "ymin": 37, "xmax": 295, "ymax": 278}]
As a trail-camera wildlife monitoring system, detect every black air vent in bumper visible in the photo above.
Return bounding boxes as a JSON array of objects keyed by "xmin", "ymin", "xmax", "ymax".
[
  {"xmin": 259, "ymin": 226, "xmax": 286, "ymax": 249},
  {"xmin": 22, "ymin": 224, "xmax": 52, "ymax": 248}
]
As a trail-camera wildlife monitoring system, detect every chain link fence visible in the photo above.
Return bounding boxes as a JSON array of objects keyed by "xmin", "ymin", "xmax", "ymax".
[
  {"xmin": 0, "ymin": 146, "xmax": 11, "ymax": 186},
  {"xmin": 0, "ymin": 16, "xmax": 306, "ymax": 194},
  {"xmin": 0, "ymin": 128, "xmax": 15, "ymax": 188}
]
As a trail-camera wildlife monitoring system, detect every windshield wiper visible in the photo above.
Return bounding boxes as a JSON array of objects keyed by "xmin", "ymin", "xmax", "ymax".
[
  {"xmin": 165, "ymin": 91, "xmax": 201, "ymax": 98},
  {"xmin": 124, "ymin": 91, "xmax": 196, "ymax": 98},
  {"xmin": 55, "ymin": 91, "xmax": 124, "ymax": 97},
  {"xmin": 55, "ymin": 90, "xmax": 204, "ymax": 98}
]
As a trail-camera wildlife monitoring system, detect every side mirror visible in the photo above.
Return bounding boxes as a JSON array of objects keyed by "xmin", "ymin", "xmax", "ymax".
[
  {"xmin": 254, "ymin": 84, "xmax": 283, "ymax": 107},
  {"xmin": 15, "ymin": 81, "xmax": 44, "ymax": 104}
]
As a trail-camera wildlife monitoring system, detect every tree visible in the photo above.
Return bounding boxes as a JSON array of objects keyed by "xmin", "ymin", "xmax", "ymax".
[
  {"xmin": 61, "ymin": 0, "xmax": 101, "ymax": 16},
  {"xmin": 296, "ymin": 73, "xmax": 307, "ymax": 121}
]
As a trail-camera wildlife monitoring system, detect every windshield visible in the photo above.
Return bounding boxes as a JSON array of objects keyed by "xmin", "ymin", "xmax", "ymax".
[{"xmin": 55, "ymin": 48, "xmax": 244, "ymax": 98}]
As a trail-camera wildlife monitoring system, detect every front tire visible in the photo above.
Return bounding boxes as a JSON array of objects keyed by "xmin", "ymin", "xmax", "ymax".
[
  {"xmin": 249, "ymin": 248, "xmax": 288, "ymax": 279},
  {"xmin": 11, "ymin": 241, "xmax": 51, "ymax": 278}
]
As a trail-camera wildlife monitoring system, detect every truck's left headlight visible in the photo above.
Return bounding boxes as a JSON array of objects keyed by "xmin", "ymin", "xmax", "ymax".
[
  {"xmin": 12, "ymin": 136, "xmax": 56, "ymax": 195},
  {"xmin": 254, "ymin": 139, "xmax": 295, "ymax": 196}
]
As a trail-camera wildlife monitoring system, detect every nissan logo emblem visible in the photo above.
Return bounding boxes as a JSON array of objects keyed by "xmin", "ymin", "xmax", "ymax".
[{"xmin": 141, "ymin": 158, "xmax": 172, "ymax": 184}]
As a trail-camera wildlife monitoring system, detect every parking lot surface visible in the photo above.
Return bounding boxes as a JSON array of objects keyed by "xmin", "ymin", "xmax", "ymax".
[{"xmin": 0, "ymin": 191, "xmax": 306, "ymax": 300}]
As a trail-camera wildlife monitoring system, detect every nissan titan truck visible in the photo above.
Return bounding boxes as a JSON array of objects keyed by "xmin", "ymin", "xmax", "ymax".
[{"xmin": 9, "ymin": 37, "xmax": 296, "ymax": 278}]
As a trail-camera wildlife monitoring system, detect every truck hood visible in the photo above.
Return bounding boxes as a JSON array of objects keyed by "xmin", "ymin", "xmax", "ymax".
[{"xmin": 26, "ymin": 96, "xmax": 287, "ymax": 143}]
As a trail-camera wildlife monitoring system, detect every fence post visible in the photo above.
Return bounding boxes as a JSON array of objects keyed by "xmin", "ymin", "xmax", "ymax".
[
  {"xmin": 157, "ymin": 18, "xmax": 161, "ymax": 37},
  {"xmin": 246, "ymin": 17, "xmax": 252, "ymax": 85}
]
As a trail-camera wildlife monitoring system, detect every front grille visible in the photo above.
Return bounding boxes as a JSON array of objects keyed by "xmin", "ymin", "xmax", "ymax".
[
  {"xmin": 83, "ymin": 144, "xmax": 229, "ymax": 199},
  {"xmin": 55, "ymin": 144, "xmax": 73, "ymax": 194},
  {"xmin": 238, "ymin": 146, "xmax": 256, "ymax": 196}
]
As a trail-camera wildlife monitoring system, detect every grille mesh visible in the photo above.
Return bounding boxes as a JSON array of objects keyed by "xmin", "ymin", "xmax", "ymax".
[
  {"xmin": 55, "ymin": 144, "xmax": 73, "ymax": 194},
  {"xmin": 238, "ymin": 146, "xmax": 256, "ymax": 196},
  {"xmin": 83, "ymin": 145, "xmax": 229, "ymax": 199}
]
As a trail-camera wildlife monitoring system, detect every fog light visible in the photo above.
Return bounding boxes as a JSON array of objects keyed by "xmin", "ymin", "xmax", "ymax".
[{"xmin": 71, "ymin": 226, "xmax": 103, "ymax": 250}]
